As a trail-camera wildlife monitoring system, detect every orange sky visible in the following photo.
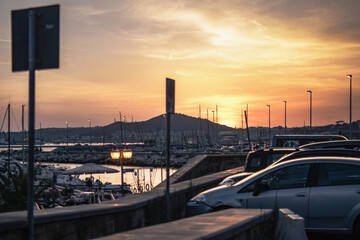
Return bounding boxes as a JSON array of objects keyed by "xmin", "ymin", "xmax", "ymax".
[{"xmin": 1, "ymin": 0, "xmax": 360, "ymax": 130}]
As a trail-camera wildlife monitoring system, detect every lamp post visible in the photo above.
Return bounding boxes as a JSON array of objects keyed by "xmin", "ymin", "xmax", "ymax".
[
  {"xmin": 88, "ymin": 118, "xmax": 91, "ymax": 145},
  {"xmin": 267, "ymin": 105, "xmax": 271, "ymax": 145},
  {"xmin": 283, "ymin": 101, "xmax": 287, "ymax": 134},
  {"xmin": 110, "ymin": 149, "xmax": 132, "ymax": 196},
  {"xmin": 212, "ymin": 110, "xmax": 215, "ymax": 143},
  {"xmin": 307, "ymin": 90, "xmax": 312, "ymax": 133},
  {"xmin": 347, "ymin": 74, "xmax": 352, "ymax": 139}
]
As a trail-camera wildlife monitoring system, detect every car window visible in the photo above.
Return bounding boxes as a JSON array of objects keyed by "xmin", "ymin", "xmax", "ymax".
[
  {"xmin": 274, "ymin": 164, "xmax": 310, "ymax": 189},
  {"xmin": 244, "ymin": 156, "xmax": 262, "ymax": 172},
  {"xmin": 249, "ymin": 157, "xmax": 261, "ymax": 167},
  {"xmin": 239, "ymin": 164, "xmax": 310, "ymax": 193},
  {"xmin": 283, "ymin": 140, "xmax": 299, "ymax": 147},
  {"xmin": 266, "ymin": 153, "xmax": 288, "ymax": 166},
  {"xmin": 239, "ymin": 181, "xmax": 257, "ymax": 193},
  {"xmin": 317, "ymin": 163, "xmax": 360, "ymax": 186}
]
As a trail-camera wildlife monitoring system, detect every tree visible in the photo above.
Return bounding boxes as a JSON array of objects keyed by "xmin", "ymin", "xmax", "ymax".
[{"xmin": 0, "ymin": 163, "xmax": 49, "ymax": 213}]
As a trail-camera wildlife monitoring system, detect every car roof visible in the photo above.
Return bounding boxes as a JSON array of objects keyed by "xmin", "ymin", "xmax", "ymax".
[
  {"xmin": 249, "ymin": 147, "xmax": 298, "ymax": 153},
  {"xmin": 273, "ymin": 134, "xmax": 347, "ymax": 139},
  {"xmin": 234, "ymin": 156, "xmax": 360, "ymax": 187},
  {"xmin": 299, "ymin": 140, "xmax": 360, "ymax": 149},
  {"xmin": 276, "ymin": 148, "xmax": 360, "ymax": 163}
]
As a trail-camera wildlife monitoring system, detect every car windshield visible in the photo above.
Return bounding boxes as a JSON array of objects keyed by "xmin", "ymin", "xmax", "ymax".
[{"xmin": 233, "ymin": 164, "xmax": 276, "ymax": 187}]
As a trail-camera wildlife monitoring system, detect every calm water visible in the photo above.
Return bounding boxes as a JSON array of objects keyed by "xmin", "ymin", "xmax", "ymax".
[{"xmin": 48, "ymin": 162, "xmax": 177, "ymax": 191}]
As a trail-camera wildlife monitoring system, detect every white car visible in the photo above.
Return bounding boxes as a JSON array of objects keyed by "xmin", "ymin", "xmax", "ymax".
[{"xmin": 187, "ymin": 157, "xmax": 360, "ymax": 236}]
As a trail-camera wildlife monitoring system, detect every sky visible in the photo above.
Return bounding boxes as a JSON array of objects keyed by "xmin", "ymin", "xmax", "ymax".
[{"xmin": 1, "ymin": 0, "xmax": 360, "ymax": 130}]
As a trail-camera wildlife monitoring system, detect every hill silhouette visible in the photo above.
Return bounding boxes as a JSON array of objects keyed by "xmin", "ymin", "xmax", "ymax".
[{"xmin": 3, "ymin": 113, "xmax": 359, "ymax": 144}]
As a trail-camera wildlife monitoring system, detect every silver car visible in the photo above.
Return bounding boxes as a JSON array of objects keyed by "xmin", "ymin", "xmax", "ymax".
[{"xmin": 187, "ymin": 157, "xmax": 360, "ymax": 236}]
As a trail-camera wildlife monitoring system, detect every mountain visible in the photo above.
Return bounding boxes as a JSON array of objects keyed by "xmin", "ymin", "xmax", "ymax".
[
  {"xmin": 3, "ymin": 113, "xmax": 234, "ymax": 144},
  {"xmin": 3, "ymin": 113, "xmax": 360, "ymax": 145}
]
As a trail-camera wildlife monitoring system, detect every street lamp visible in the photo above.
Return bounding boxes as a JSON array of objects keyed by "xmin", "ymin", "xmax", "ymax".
[
  {"xmin": 267, "ymin": 105, "xmax": 271, "ymax": 145},
  {"xmin": 283, "ymin": 101, "xmax": 287, "ymax": 134},
  {"xmin": 307, "ymin": 90, "xmax": 312, "ymax": 133},
  {"xmin": 347, "ymin": 74, "xmax": 352, "ymax": 139},
  {"xmin": 88, "ymin": 118, "xmax": 91, "ymax": 145},
  {"xmin": 110, "ymin": 148, "xmax": 132, "ymax": 196}
]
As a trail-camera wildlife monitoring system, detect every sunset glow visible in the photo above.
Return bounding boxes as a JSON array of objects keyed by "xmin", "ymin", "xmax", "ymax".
[{"xmin": 1, "ymin": 0, "xmax": 360, "ymax": 130}]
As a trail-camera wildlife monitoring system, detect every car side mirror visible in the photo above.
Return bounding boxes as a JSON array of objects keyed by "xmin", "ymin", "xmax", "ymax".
[{"xmin": 253, "ymin": 182, "xmax": 270, "ymax": 196}]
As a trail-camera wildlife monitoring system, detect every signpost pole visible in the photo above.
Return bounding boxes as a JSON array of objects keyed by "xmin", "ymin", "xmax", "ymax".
[
  {"xmin": 165, "ymin": 111, "xmax": 170, "ymax": 221},
  {"xmin": 12, "ymin": 6, "xmax": 59, "ymax": 238},
  {"xmin": 27, "ymin": 9, "xmax": 36, "ymax": 240},
  {"xmin": 165, "ymin": 78, "xmax": 175, "ymax": 222}
]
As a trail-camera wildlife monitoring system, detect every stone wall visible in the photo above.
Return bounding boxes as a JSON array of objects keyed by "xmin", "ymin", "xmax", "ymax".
[
  {"xmin": 97, "ymin": 209, "xmax": 275, "ymax": 240},
  {"xmin": 0, "ymin": 153, "xmax": 247, "ymax": 239}
]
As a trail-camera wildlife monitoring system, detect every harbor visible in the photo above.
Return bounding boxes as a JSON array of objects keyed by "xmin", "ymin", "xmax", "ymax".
[{"xmin": 1, "ymin": 0, "xmax": 360, "ymax": 239}]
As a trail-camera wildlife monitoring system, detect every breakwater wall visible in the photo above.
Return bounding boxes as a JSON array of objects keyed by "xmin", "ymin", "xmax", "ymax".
[
  {"xmin": 0, "ymin": 153, "xmax": 247, "ymax": 239},
  {"xmin": 5, "ymin": 144, "xmax": 209, "ymax": 168}
]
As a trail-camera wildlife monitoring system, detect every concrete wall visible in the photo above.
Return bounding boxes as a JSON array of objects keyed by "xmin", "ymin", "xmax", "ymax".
[
  {"xmin": 0, "ymin": 153, "xmax": 247, "ymax": 240},
  {"xmin": 97, "ymin": 209, "xmax": 274, "ymax": 240}
]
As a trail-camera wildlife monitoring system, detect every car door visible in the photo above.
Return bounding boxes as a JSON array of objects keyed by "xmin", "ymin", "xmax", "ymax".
[
  {"xmin": 308, "ymin": 163, "xmax": 360, "ymax": 230},
  {"xmin": 275, "ymin": 164, "xmax": 311, "ymax": 222},
  {"xmin": 244, "ymin": 163, "xmax": 311, "ymax": 213},
  {"xmin": 238, "ymin": 176, "xmax": 278, "ymax": 210}
]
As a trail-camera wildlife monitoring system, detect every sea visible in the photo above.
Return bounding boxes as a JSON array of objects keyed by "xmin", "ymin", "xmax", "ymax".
[{"xmin": 44, "ymin": 162, "xmax": 177, "ymax": 192}]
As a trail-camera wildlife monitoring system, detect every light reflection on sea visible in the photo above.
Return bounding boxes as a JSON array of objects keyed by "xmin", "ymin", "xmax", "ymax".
[{"xmin": 48, "ymin": 162, "xmax": 177, "ymax": 190}]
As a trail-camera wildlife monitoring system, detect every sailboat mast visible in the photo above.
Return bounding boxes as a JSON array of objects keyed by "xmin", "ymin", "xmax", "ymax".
[{"xmin": 119, "ymin": 111, "xmax": 123, "ymax": 144}]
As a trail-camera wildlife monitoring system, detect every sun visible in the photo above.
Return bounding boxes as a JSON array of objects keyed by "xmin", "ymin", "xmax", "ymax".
[{"xmin": 219, "ymin": 120, "xmax": 237, "ymax": 128}]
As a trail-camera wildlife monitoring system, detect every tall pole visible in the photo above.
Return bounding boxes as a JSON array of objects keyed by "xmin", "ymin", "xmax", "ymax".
[
  {"xmin": 307, "ymin": 90, "xmax": 312, "ymax": 133},
  {"xmin": 165, "ymin": 112, "xmax": 170, "ymax": 221},
  {"xmin": 39, "ymin": 122, "xmax": 42, "ymax": 145},
  {"xmin": 88, "ymin": 118, "xmax": 91, "ymax": 145},
  {"xmin": 120, "ymin": 153, "xmax": 124, "ymax": 196},
  {"xmin": 241, "ymin": 110, "xmax": 244, "ymax": 129},
  {"xmin": 216, "ymin": 105, "xmax": 218, "ymax": 144},
  {"xmin": 347, "ymin": 74, "xmax": 352, "ymax": 139},
  {"xmin": 267, "ymin": 105, "xmax": 271, "ymax": 145},
  {"xmin": 283, "ymin": 101, "xmax": 287, "ymax": 134},
  {"xmin": 27, "ymin": 9, "xmax": 36, "ymax": 240},
  {"xmin": 199, "ymin": 105, "xmax": 202, "ymax": 145},
  {"xmin": 22, "ymin": 105, "xmax": 25, "ymax": 162},
  {"xmin": 246, "ymin": 104, "xmax": 249, "ymax": 126},
  {"xmin": 241, "ymin": 110, "xmax": 244, "ymax": 143},
  {"xmin": 207, "ymin": 109, "xmax": 210, "ymax": 145},
  {"xmin": 244, "ymin": 110, "xmax": 251, "ymax": 148},
  {"xmin": 7, "ymin": 104, "xmax": 10, "ymax": 176},
  {"xmin": 212, "ymin": 110, "xmax": 215, "ymax": 144},
  {"xmin": 165, "ymin": 77, "xmax": 175, "ymax": 222}
]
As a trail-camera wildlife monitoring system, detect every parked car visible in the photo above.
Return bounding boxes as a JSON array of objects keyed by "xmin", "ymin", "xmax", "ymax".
[
  {"xmin": 220, "ymin": 148, "xmax": 360, "ymax": 186},
  {"xmin": 187, "ymin": 157, "xmax": 360, "ymax": 236},
  {"xmin": 300, "ymin": 140, "xmax": 360, "ymax": 150},
  {"xmin": 272, "ymin": 134, "xmax": 347, "ymax": 147},
  {"xmin": 219, "ymin": 148, "xmax": 297, "ymax": 186}
]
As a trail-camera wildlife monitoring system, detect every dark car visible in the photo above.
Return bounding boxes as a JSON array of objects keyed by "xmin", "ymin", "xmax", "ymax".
[
  {"xmin": 300, "ymin": 140, "xmax": 360, "ymax": 150},
  {"xmin": 219, "ymin": 148, "xmax": 297, "ymax": 186}
]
